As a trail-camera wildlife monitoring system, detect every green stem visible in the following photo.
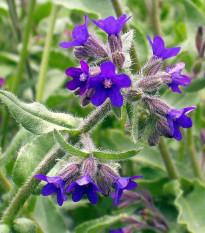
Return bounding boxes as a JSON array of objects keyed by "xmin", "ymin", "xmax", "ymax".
[
  {"xmin": 0, "ymin": 171, "xmax": 12, "ymax": 193},
  {"xmin": 151, "ymin": 0, "xmax": 162, "ymax": 36},
  {"xmin": 187, "ymin": 125, "xmax": 204, "ymax": 180},
  {"xmin": 36, "ymin": 5, "xmax": 58, "ymax": 101},
  {"xmin": 10, "ymin": 0, "xmax": 36, "ymax": 94},
  {"xmin": 158, "ymin": 138, "xmax": 178, "ymax": 179},
  {"xmin": 7, "ymin": 0, "xmax": 35, "ymax": 97},
  {"xmin": 111, "ymin": 0, "xmax": 141, "ymax": 72},
  {"xmin": 0, "ymin": 102, "xmax": 111, "ymax": 225}
]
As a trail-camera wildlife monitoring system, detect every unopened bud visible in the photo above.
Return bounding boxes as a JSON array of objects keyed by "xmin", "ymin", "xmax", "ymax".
[
  {"xmin": 112, "ymin": 52, "xmax": 125, "ymax": 68},
  {"xmin": 195, "ymin": 26, "xmax": 204, "ymax": 57},
  {"xmin": 200, "ymin": 129, "xmax": 205, "ymax": 143},
  {"xmin": 143, "ymin": 97, "xmax": 171, "ymax": 117},
  {"xmin": 74, "ymin": 87, "xmax": 80, "ymax": 96},
  {"xmin": 108, "ymin": 34, "xmax": 122, "ymax": 53},
  {"xmin": 74, "ymin": 34, "xmax": 108, "ymax": 61},
  {"xmin": 80, "ymin": 88, "xmax": 95, "ymax": 106},
  {"xmin": 82, "ymin": 156, "xmax": 97, "ymax": 179},
  {"xmin": 126, "ymin": 88, "xmax": 143, "ymax": 102},
  {"xmin": 148, "ymin": 132, "xmax": 160, "ymax": 146},
  {"xmin": 58, "ymin": 163, "xmax": 81, "ymax": 188},
  {"xmin": 13, "ymin": 218, "xmax": 37, "ymax": 233},
  {"xmin": 192, "ymin": 58, "xmax": 202, "ymax": 76},
  {"xmin": 97, "ymin": 164, "xmax": 119, "ymax": 196},
  {"xmin": 156, "ymin": 118, "xmax": 172, "ymax": 138},
  {"xmin": 137, "ymin": 75, "xmax": 164, "ymax": 92},
  {"xmin": 142, "ymin": 57, "xmax": 163, "ymax": 75}
]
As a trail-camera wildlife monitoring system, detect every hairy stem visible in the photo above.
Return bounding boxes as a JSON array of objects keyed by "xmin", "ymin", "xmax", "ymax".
[
  {"xmin": 187, "ymin": 125, "xmax": 204, "ymax": 181},
  {"xmin": 0, "ymin": 102, "xmax": 111, "ymax": 224},
  {"xmin": 36, "ymin": 5, "xmax": 58, "ymax": 101},
  {"xmin": 0, "ymin": 171, "xmax": 12, "ymax": 194},
  {"xmin": 111, "ymin": 0, "xmax": 141, "ymax": 72},
  {"xmin": 151, "ymin": 0, "xmax": 162, "ymax": 36},
  {"xmin": 158, "ymin": 138, "xmax": 178, "ymax": 179},
  {"xmin": 10, "ymin": 0, "xmax": 36, "ymax": 94}
]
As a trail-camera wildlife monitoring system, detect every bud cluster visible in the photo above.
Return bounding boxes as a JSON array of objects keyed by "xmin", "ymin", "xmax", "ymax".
[{"xmin": 36, "ymin": 156, "xmax": 143, "ymax": 206}]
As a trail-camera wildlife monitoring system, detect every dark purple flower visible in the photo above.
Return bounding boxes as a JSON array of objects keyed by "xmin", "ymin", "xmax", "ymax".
[
  {"xmin": 91, "ymin": 14, "xmax": 131, "ymax": 36},
  {"xmin": 147, "ymin": 35, "xmax": 180, "ymax": 60},
  {"xmin": 66, "ymin": 60, "xmax": 89, "ymax": 95},
  {"xmin": 167, "ymin": 106, "xmax": 197, "ymax": 140},
  {"xmin": 109, "ymin": 229, "xmax": 124, "ymax": 233},
  {"xmin": 0, "ymin": 78, "xmax": 5, "ymax": 86},
  {"xmin": 59, "ymin": 14, "xmax": 89, "ymax": 49},
  {"xmin": 87, "ymin": 61, "xmax": 131, "ymax": 107},
  {"xmin": 66, "ymin": 173, "xmax": 102, "ymax": 204},
  {"xmin": 113, "ymin": 176, "xmax": 143, "ymax": 205},
  {"xmin": 35, "ymin": 174, "xmax": 67, "ymax": 206},
  {"xmin": 166, "ymin": 62, "xmax": 191, "ymax": 93}
]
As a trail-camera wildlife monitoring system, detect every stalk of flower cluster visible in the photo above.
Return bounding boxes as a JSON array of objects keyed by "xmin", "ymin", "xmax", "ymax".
[
  {"xmin": 10, "ymin": 0, "xmax": 36, "ymax": 94},
  {"xmin": 36, "ymin": 5, "xmax": 58, "ymax": 101},
  {"xmin": 151, "ymin": 0, "xmax": 162, "ymax": 37},
  {"xmin": 187, "ymin": 116, "xmax": 204, "ymax": 181},
  {"xmin": 111, "ymin": 0, "xmax": 140, "ymax": 72},
  {"xmin": 0, "ymin": 102, "xmax": 111, "ymax": 225},
  {"xmin": 158, "ymin": 138, "xmax": 178, "ymax": 180}
]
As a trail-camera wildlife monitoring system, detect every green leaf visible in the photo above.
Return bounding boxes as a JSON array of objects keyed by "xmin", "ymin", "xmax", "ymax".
[
  {"xmin": 75, "ymin": 214, "xmax": 127, "ymax": 233},
  {"xmin": 54, "ymin": 130, "xmax": 89, "ymax": 157},
  {"xmin": 51, "ymin": 0, "xmax": 115, "ymax": 18},
  {"xmin": 34, "ymin": 196, "xmax": 67, "ymax": 233},
  {"xmin": 182, "ymin": 77, "xmax": 205, "ymax": 92},
  {"xmin": 111, "ymin": 105, "xmax": 121, "ymax": 119},
  {"xmin": 0, "ymin": 90, "xmax": 82, "ymax": 135},
  {"xmin": 93, "ymin": 147, "xmax": 142, "ymax": 160},
  {"xmin": 34, "ymin": 2, "xmax": 52, "ymax": 25},
  {"xmin": 12, "ymin": 133, "xmax": 56, "ymax": 186},
  {"xmin": 175, "ymin": 180, "xmax": 205, "ymax": 233},
  {"xmin": 121, "ymin": 30, "xmax": 134, "ymax": 52}
]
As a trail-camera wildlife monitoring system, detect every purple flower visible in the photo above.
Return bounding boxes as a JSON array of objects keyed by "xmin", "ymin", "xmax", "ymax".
[
  {"xmin": 87, "ymin": 61, "xmax": 131, "ymax": 107},
  {"xmin": 110, "ymin": 229, "xmax": 124, "ymax": 233},
  {"xmin": 66, "ymin": 174, "xmax": 102, "ymax": 204},
  {"xmin": 113, "ymin": 176, "xmax": 143, "ymax": 205},
  {"xmin": 35, "ymin": 174, "xmax": 67, "ymax": 206},
  {"xmin": 0, "ymin": 78, "xmax": 5, "ymax": 86},
  {"xmin": 166, "ymin": 62, "xmax": 191, "ymax": 93},
  {"xmin": 91, "ymin": 14, "xmax": 131, "ymax": 36},
  {"xmin": 167, "ymin": 106, "xmax": 197, "ymax": 140},
  {"xmin": 66, "ymin": 60, "xmax": 89, "ymax": 95},
  {"xmin": 59, "ymin": 14, "xmax": 89, "ymax": 49},
  {"xmin": 147, "ymin": 35, "xmax": 180, "ymax": 60}
]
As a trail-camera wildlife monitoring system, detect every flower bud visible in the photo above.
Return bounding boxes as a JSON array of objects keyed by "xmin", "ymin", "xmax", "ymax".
[
  {"xmin": 137, "ymin": 75, "xmax": 163, "ymax": 92},
  {"xmin": 80, "ymin": 88, "xmax": 95, "ymax": 106},
  {"xmin": 74, "ymin": 34, "xmax": 108, "ymax": 61},
  {"xmin": 108, "ymin": 34, "xmax": 123, "ymax": 53},
  {"xmin": 195, "ymin": 26, "xmax": 204, "ymax": 57},
  {"xmin": 148, "ymin": 132, "xmax": 160, "ymax": 146},
  {"xmin": 112, "ymin": 52, "xmax": 125, "ymax": 69},
  {"xmin": 156, "ymin": 118, "xmax": 172, "ymax": 138},
  {"xmin": 58, "ymin": 163, "xmax": 81, "ymax": 188},
  {"xmin": 13, "ymin": 218, "xmax": 37, "ymax": 233},
  {"xmin": 143, "ymin": 96, "xmax": 171, "ymax": 117},
  {"xmin": 82, "ymin": 156, "xmax": 97, "ymax": 179},
  {"xmin": 192, "ymin": 58, "xmax": 202, "ymax": 76},
  {"xmin": 200, "ymin": 129, "xmax": 205, "ymax": 143},
  {"xmin": 142, "ymin": 57, "xmax": 163, "ymax": 75},
  {"xmin": 97, "ymin": 164, "xmax": 119, "ymax": 196},
  {"xmin": 126, "ymin": 88, "xmax": 143, "ymax": 102}
]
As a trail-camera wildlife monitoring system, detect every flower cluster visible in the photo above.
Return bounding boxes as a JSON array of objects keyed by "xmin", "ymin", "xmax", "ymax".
[
  {"xmin": 36, "ymin": 157, "xmax": 143, "ymax": 206},
  {"xmin": 59, "ymin": 14, "xmax": 196, "ymax": 144}
]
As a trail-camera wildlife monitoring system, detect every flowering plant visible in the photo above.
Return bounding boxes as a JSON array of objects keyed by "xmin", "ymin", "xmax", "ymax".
[{"xmin": 0, "ymin": 1, "xmax": 205, "ymax": 233}]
